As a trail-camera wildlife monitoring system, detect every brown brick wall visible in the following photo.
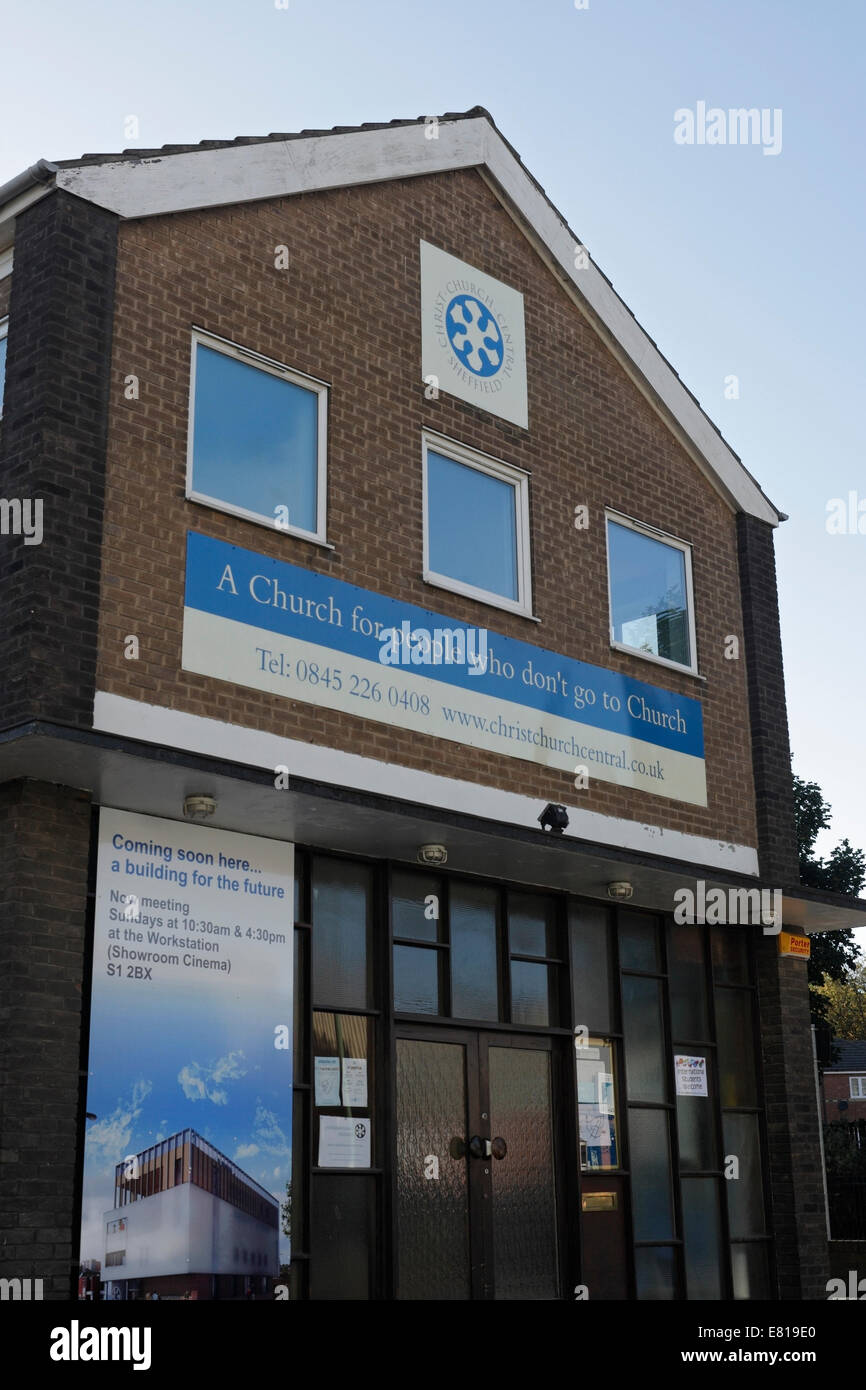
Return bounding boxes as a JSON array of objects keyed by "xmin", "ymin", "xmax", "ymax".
[
  {"xmin": 823, "ymin": 1071, "xmax": 866, "ymax": 1123},
  {"xmin": 96, "ymin": 168, "xmax": 757, "ymax": 847},
  {"xmin": 756, "ymin": 942, "xmax": 829, "ymax": 1298},
  {"xmin": 0, "ymin": 780, "xmax": 92, "ymax": 1299}
]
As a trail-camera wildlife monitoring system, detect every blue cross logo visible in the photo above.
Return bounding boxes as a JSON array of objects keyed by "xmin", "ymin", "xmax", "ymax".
[{"xmin": 445, "ymin": 294, "xmax": 504, "ymax": 377}]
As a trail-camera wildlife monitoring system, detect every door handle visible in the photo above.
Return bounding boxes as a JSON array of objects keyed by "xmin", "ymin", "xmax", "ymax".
[{"xmin": 470, "ymin": 1136, "xmax": 507, "ymax": 1158}]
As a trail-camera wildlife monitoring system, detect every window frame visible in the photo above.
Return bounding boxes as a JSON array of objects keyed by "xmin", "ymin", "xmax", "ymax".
[
  {"xmin": 422, "ymin": 429, "xmax": 533, "ymax": 618},
  {"xmin": 186, "ymin": 327, "xmax": 329, "ymax": 545},
  {"xmin": 0, "ymin": 316, "xmax": 8, "ymax": 419},
  {"xmin": 605, "ymin": 508, "xmax": 699, "ymax": 676},
  {"xmin": 850, "ymin": 1075, "xmax": 866, "ymax": 1099}
]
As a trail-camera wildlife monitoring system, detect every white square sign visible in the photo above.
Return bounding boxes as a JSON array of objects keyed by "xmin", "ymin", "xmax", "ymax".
[{"xmin": 420, "ymin": 239, "xmax": 528, "ymax": 428}]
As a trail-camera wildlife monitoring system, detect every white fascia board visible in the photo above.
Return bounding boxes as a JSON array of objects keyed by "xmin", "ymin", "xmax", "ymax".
[
  {"xmin": 479, "ymin": 127, "xmax": 779, "ymax": 525},
  {"xmin": 53, "ymin": 115, "xmax": 779, "ymax": 526},
  {"xmin": 93, "ymin": 690, "xmax": 760, "ymax": 877},
  {"xmin": 54, "ymin": 117, "xmax": 490, "ymax": 221},
  {"xmin": 0, "ymin": 183, "xmax": 54, "ymax": 256}
]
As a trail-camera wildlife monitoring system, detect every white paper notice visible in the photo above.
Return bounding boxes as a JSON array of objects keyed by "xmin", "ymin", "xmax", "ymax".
[
  {"xmin": 318, "ymin": 1115, "xmax": 371, "ymax": 1169},
  {"xmin": 314, "ymin": 1056, "xmax": 341, "ymax": 1107},
  {"xmin": 341, "ymin": 1057, "xmax": 368, "ymax": 1107},
  {"xmin": 675, "ymin": 1055, "xmax": 708, "ymax": 1096}
]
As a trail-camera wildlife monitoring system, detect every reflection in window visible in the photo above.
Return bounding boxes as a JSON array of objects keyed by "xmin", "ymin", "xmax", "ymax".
[
  {"xmin": 0, "ymin": 322, "xmax": 7, "ymax": 416},
  {"xmin": 607, "ymin": 515, "xmax": 693, "ymax": 668},
  {"xmin": 577, "ymin": 1039, "xmax": 619, "ymax": 1170},
  {"xmin": 189, "ymin": 335, "xmax": 326, "ymax": 539}
]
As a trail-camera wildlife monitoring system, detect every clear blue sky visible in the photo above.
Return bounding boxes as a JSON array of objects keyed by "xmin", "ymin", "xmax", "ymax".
[{"xmin": 3, "ymin": 0, "xmax": 864, "ymax": 911}]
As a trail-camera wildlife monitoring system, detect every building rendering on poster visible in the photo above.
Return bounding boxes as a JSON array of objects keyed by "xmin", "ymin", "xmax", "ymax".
[
  {"xmin": 79, "ymin": 809, "xmax": 294, "ymax": 1300},
  {"xmin": 182, "ymin": 531, "xmax": 707, "ymax": 806}
]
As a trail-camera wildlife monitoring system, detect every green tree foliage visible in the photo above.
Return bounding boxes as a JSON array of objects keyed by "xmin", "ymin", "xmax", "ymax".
[
  {"xmin": 792, "ymin": 770, "xmax": 863, "ymax": 1024},
  {"xmin": 814, "ymin": 965, "xmax": 866, "ymax": 1039}
]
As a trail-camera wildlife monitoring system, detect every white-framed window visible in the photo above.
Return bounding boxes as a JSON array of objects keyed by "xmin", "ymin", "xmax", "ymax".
[
  {"xmin": 422, "ymin": 430, "xmax": 533, "ymax": 616},
  {"xmin": 186, "ymin": 328, "xmax": 328, "ymax": 544},
  {"xmin": 850, "ymin": 1076, "xmax": 866, "ymax": 1099},
  {"xmin": 605, "ymin": 509, "xmax": 698, "ymax": 675},
  {"xmin": 0, "ymin": 318, "xmax": 8, "ymax": 419}
]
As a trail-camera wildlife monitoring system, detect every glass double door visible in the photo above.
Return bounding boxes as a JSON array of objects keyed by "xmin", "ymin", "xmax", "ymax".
[{"xmin": 395, "ymin": 1027, "xmax": 560, "ymax": 1300}]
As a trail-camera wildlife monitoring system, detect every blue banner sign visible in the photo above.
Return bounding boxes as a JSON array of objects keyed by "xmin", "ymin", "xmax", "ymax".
[{"xmin": 183, "ymin": 532, "xmax": 706, "ymax": 805}]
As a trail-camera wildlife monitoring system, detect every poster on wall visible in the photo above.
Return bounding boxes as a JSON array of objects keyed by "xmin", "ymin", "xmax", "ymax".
[
  {"xmin": 78, "ymin": 808, "xmax": 293, "ymax": 1302},
  {"xmin": 674, "ymin": 1054, "xmax": 708, "ymax": 1097}
]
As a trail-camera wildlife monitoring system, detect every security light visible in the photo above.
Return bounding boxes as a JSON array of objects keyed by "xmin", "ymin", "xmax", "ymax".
[
  {"xmin": 183, "ymin": 794, "xmax": 217, "ymax": 820},
  {"xmin": 607, "ymin": 881, "xmax": 634, "ymax": 900},
  {"xmin": 538, "ymin": 804, "xmax": 569, "ymax": 834},
  {"xmin": 418, "ymin": 843, "xmax": 448, "ymax": 866}
]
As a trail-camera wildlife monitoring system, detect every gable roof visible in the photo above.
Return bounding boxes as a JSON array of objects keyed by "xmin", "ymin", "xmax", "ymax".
[
  {"xmin": 0, "ymin": 108, "xmax": 781, "ymax": 525},
  {"xmin": 829, "ymin": 1039, "xmax": 866, "ymax": 1070}
]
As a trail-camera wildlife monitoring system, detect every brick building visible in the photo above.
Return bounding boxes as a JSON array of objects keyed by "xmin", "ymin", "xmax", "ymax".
[
  {"xmin": 1, "ymin": 108, "xmax": 864, "ymax": 1301},
  {"xmin": 822, "ymin": 1041, "xmax": 866, "ymax": 1126}
]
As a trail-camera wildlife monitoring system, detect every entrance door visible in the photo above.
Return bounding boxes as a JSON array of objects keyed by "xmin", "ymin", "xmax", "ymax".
[{"xmin": 395, "ymin": 1028, "xmax": 560, "ymax": 1300}]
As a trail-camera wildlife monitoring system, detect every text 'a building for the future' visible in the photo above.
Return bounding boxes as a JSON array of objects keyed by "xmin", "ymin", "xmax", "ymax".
[{"xmin": 0, "ymin": 108, "xmax": 863, "ymax": 1301}]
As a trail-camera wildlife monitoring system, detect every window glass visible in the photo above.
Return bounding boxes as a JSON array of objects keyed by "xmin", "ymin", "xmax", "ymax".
[
  {"xmin": 190, "ymin": 340, "xmax": 321, "ymax": 535},
  {"xmin": 392, "ymin": 871, "xmax": 441, "ymax": 942},
  {"xmin": 711, "ymin": 928, "xmax": 750, "ymax": 986},
  {"xmin": 608, "ymin": 517, "xmax": 691, "ymax": 667},
  {"xmin": 669, "ymin": 924, "xmax": 709, "ymax": 1041},
  {"xmin": 577, "ymin": 1039, "xmax": 618, "ymax": 1170},
  {"xmin": 634, "ymin": 1245, "xmax": 677, "ymax": 1300},
  {"xmin": 569, "ymin": 905, "xmax": 613, "ymax": 1033},
  {"xmin": 730, "ymin": 1242, "xmax": 770, "ymax": 1299},
  {"xmin": 0, "ymin": 325, "xmax": 7, "ymax": 416},
  {"xmin": 722, "ymin": 1113, "xmax": 766, "ymax": 1238},
  {"xmin": 311, "ymin": 1012, "xmax": 373, "ymax": 1155},
  {"xmin": 426, "ymin": 448, "xmax": 518, "ymax": 601},
  {"xmin": 294, "ymin": 930, "xmax": 307, "ymax": 1078},
  {"xmin": 510, "ymin": 960, "xmax": 554, "ymax": 1027},
  {"xmin": 450, "ymin": 882, "xmax": 499, "ymax": 1021},
  {"xmin": 508, "ymin": 894, "xmax": 556, "ymax": 957},
  {"xmin": 393, "ymin": 945, "xmax": 440, "ymax": 1014},
  {"xmin": 629, "ymin": 1108, "xmax": 674, "ymax": 1240},
  {"xmin": 310, "ymin": 1177, "xmax": 373, "ymax": 1299},
  {"xmin": 676, "ymin": 1048, "xmax": 717, "ymax": 1171},
  {"xmin": 618, "ymin": 912, "xmax": 660, "ymax": 973},
  {"xmin": 312, "ymin": 858, "xmax": 372, "ymax": 1009},
  {"xmin": 715, "ymin": 990, "xmax": 757, "ymax": 1107},
  {"xmin": 622, "ymin": 976, "xmax": 667, "ymax": 1102},
  {"xmin": 681, "ymin": 1178, "xmax": 724, "ymax": 1299}
]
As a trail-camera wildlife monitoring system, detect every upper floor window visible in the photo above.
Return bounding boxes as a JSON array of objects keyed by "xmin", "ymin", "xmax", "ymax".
[
  {"xmin": 850, "ymin": 1076, "xmax": 866, "ymax": 1098},
  {"xmin": 0, "ymin": 318, "xmax": 8, "ymax": 418},
  {"xmin": 422, "ymin": 431, "xmax": 532, "ymax": 616},
  {"xmin": 187, "ymin": 330, "xmax": 328, "ymax": 543},
  {"xmin": 606, "ymin": 511, "xmax": 697, "ymax": 674}
]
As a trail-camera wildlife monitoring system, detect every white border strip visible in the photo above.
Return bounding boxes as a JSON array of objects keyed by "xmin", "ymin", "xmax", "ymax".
[{"xmin": 93, "ymin": 691, "xmax": 759, "ymax": 876}]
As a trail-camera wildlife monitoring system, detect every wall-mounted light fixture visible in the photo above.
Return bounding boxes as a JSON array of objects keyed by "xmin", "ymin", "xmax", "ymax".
[
  {"xmin": 418, "ymin": 843, "xmax": 448, "ymax": 866},
  {"xmin": 607, "ymin": 881, "xmax": 634, "ymax": 901}
]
